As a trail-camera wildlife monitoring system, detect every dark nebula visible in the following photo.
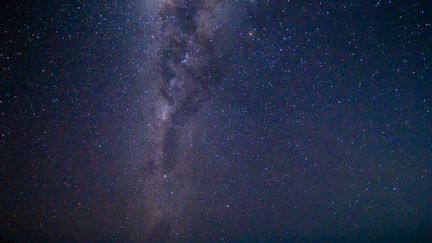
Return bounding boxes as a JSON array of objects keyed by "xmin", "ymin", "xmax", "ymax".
[{"xmin": 156, "ymin": 0, "xmax": 222, "ymax": 173}]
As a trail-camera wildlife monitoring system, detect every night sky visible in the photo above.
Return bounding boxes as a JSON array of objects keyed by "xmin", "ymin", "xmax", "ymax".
[{"xmin": 1, "ymin": 0, "xmax": 432, "ymax": 242}]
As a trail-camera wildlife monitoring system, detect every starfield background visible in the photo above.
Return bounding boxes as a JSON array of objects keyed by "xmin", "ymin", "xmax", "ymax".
[{"xmin": 1, "ymin": 0, "xmax": 432, "ymax": 242}]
